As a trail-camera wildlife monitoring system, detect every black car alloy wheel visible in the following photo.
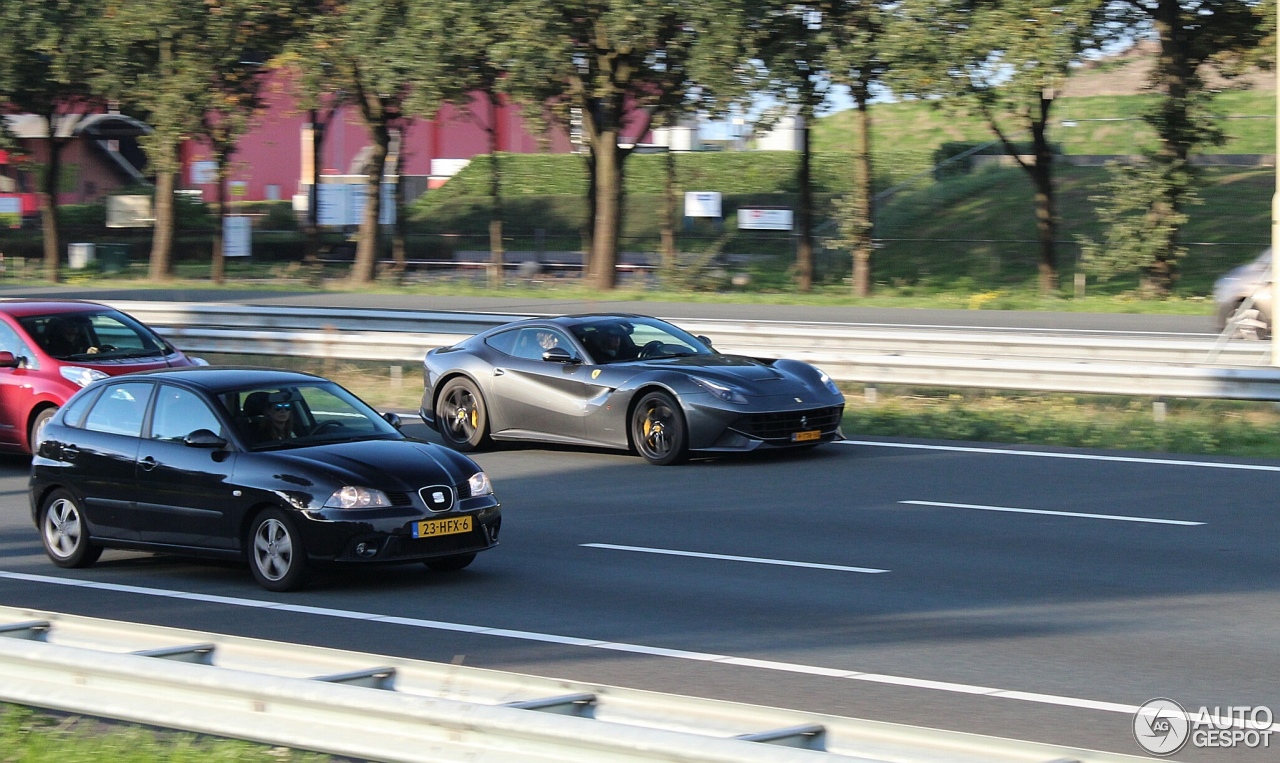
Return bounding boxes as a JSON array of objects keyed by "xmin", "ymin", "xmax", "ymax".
[
  {"xmin": 41, "ymin": 490, "xmax": 102, "ymax": 568},
  {"xmin": 249, "ymin": 508, "xmax": 310, "ymax": 592},
  {"xmin": 436, "ymin": 377, "xmax": 489, "ymax": 451},
  {"xmin": 631, "ymin": 391, "xmax": 688, "ymax": 465}
]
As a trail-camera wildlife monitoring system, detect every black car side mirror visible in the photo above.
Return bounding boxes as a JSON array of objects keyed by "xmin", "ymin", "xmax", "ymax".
[
  {"xmin": 382, "ymin": 411, "xmax": 403, "ymax": 429},
  {"xmin": 0, "ymin": 351, "xmax": 18, "ymax": 369},
  {"xmin": 184, "ymin": 429, "xmax": 228, "ymax": 449},
  {"xmin": 542, "ymin": 347, "xmax": 579, "ymax": 364},
  {"xmin": 697, "ymin": 335, "xmax": 714, "ymax": 349}
]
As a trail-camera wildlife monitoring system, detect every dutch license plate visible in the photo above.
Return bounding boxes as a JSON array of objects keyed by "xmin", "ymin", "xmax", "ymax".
[
  {"xmin": 792, "ymin": 430, "xmax": 821, "ymax": 443},
  {"xmin": 413, "ymin": 515, "xmax": 472, "ymax": 538}
]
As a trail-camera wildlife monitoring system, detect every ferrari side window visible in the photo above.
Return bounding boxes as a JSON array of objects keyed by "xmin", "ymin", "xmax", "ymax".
[{"xmin": 484, "ymin": 330, "xmax": 519, "ymax": 356}]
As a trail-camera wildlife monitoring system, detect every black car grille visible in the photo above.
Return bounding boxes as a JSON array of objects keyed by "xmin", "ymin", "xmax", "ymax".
[
  {"xmin": 386, "ymin": 491, "xmax": 414, "ymax": 507},
  {"xmin": 730, "ymin": 406, "xmax": 843, "ymax": 441}
]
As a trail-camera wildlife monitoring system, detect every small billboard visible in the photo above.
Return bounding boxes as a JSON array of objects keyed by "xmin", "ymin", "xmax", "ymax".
[
  {"xmin": 106, "ymin": 195, "xmax": 154, "ymax": 228},
  {"xmin": 737, "ymin": 208, "xmax": 793, "ymax": 231},
  {"xmin": 0, "ymin": 196, "xmax": 21, "ymax": 229},
  {"xmin": 684, "ymin": 191, "xmax": 722, "ymax": 218}
]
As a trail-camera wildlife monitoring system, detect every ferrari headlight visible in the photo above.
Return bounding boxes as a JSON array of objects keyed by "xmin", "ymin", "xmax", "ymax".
[
  {"xmin": 691, "ymin": 376, "xmax": 748, "ymax": 405},
  {"xmin": 815, "ymin": 368, "xmax": 841, "ymax": 396},
  {"xmin": 324, "ymin": 486, "xmax": 391, "ymax": 509},
  {"xmin": 467, "ymin": 471, "xmax": 493, "ymax": 497},
  {"xmin": 60, "ymin": 366, "xmax": 109, "ymax": 387}
]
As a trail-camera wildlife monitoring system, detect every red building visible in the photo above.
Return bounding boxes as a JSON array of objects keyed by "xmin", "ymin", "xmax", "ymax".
[{"xmin": 182, "ymin": 79, "xmax": 583, "ymax": 204}]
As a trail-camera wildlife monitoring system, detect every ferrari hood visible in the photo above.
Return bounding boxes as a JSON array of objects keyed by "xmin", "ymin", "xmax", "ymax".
[{"xmin": 635, "ymin": 353, "xmax": 787, "ymax": 383}]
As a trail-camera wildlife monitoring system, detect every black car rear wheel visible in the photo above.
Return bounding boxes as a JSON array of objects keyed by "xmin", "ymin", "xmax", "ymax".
[
  {"xmin": 436, "ymin": 377, "xmax": 490, "ymax": 452},
  {"xmin": 425, "ymin": 552, "xmax": 476, "ymax": 572},
  {"xmin": 40, "ymin": 490, "xmax": 102, "ymax": 568},
  {"xmin": 631, "ymin": 391, "xmax": 689, "ymax": 465},
  {"xmin": 248, "ymin": 508, "xmax": 309, "ymax": 592}
]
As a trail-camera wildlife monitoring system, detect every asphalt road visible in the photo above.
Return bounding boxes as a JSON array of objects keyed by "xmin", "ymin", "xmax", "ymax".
[
  {"xmin": 1, "ymin": 424, "xmax": 1276, "ymax": 760},
  {"xmin": 0, "ymin": 284, "xmax": 1219, "ymax": 334}
]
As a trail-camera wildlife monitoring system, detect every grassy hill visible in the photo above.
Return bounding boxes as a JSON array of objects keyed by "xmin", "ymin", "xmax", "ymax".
[{"xmin": 408, "ymin": 88, "xmax": 1276, "ymax": 297}]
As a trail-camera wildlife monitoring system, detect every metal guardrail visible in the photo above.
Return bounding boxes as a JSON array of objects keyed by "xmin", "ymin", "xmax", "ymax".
[
  {"xmin": 103, "ymin": 300, "xmax": 1280, "ymax": 400},
  {"xmin": 0, "ymin": 606, "xmax": 1149, "ymax": 763}
]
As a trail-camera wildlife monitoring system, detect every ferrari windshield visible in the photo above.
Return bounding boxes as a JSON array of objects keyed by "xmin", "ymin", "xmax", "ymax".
[{"xmin": 570, "ymin": 317, "xmax": 712, "ymax": 364}]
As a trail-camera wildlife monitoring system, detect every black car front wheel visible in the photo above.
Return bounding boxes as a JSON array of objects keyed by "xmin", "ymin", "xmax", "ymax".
[
  {"xmin": 436, "ymin": 377, "xmax": 490, "ymax": 452},
  {"xmin": 40, "ymin": 490, "xmax": 102, "ymax": 568},
  {"xmin": 248, "ymin": 508, "xmax": 309, "ymax": 592},
  {"xmin": 631, "ymin": 391, "xmax": 689, "ymax": 465}
]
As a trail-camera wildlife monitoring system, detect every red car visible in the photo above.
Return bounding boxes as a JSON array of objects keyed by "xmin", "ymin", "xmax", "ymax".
[{"xmin": 0, "ymin": 300, "xmax": 205, "ymax": 453}]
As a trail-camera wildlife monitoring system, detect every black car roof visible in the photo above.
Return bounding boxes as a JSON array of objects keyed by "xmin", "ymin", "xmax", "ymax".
[
  {"xmin": 111, "ymin": 366, "xmax": 326, "ymax": 393},
  {"xmin": 492, "ymin": 314, "xmax": 650, "ymax": 331}
]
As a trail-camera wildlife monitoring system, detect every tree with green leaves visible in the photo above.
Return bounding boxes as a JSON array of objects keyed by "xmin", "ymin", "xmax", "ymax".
[
  {"xmin": 1088, "ymin": 0, "xmax": 1266, "ymax": 294},
  {"xmin": 0, "ymin": 0, "xmax": 108, "ymax": 282},
  {"xmin": 412, "ymin": 0, "xmax": 514, "ymax": 288},
  {"xmin": 499, "ymin": 0, "xmax": 751, "ymax": 291},
  {"xmin": 898, "ymin": 0, "xmax": 1102, "ymax": 295},
  {"xmin": 190, "ymin": 2, "xmax": 299, "ymax": 284},
  {"xmin": 754, "ymin": 1, "xmax": 845, "ymax": 293},
  {"xmin": 828, "ymin": 0, "xmax": 891, "ymax": 296}
]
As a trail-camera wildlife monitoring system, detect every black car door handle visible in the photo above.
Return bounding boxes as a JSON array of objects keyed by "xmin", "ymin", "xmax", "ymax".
[{"xmin": 139, "ymin": 456, "xmax": 158, "ymax": 471}]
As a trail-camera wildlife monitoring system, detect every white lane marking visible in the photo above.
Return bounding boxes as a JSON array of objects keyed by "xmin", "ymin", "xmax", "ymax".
[
  {"xmin": 581, "ymin": 543, "xmax": 889, "ymax": 574},
  {"xmin": 899, "ymin": 500, "xmax": 1205, "ymax": 526},
  {"xmin": 0, "ymin": 569, "xmax": 1141, "ymax": 715},
  {"xmin": 840, "ymin": 439, "xmax": 1280, "ymax": 472}
]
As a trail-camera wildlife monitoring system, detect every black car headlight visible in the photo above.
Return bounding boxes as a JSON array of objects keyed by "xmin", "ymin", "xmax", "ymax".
[
  {"xmin": 814, "ymin": 367, "xmax": 841, "ymax": 396},
  {"xmin": 691, "ymin": 376, "xmax": 748, "ymax": 404},
  {"xmin": 325, "ymin": 486, "xmax": 392, "ymax": 509},
  {"xmin": 467, "ymin": 471, "xmax": 493, "ymax": 497}
]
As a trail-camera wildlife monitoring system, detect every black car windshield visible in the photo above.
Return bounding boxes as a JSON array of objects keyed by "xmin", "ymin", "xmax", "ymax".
[
  {"xmin": 20, "ymin": 310, "xmax": 170, "ymax": 361},
  {"xmin": 220, "ymin": 382, "xmax": 401, "ymax": 450},
  {"xmin": 570, "ymin": 317, "xmax": 712, "ymax": 364}
]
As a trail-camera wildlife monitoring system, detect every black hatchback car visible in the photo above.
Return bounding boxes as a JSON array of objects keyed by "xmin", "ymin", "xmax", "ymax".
[{"xmin": 30, "ymin": 368, "xmax": 501, "ymax": 591}]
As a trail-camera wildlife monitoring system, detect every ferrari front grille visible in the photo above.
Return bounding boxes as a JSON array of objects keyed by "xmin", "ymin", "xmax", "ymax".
[{"xmin": 730, "ymin": 406, "xmax": 843, "ymax": 440}]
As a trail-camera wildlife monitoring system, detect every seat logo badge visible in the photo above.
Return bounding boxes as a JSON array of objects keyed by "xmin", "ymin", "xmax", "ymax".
[
  {"xmin": 801, "ymin": 416, "xmax": 808, "ymax": 428},
  {"xmin": 432, "ymin": 491, "xmax": 445, "ymax": 503},
  {"xmin": 592, "ymin": 369, "xmax": 601, "ymax": 379}
]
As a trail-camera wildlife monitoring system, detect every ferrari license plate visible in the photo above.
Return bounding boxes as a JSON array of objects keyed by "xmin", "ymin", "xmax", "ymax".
[
  {"xmin": 792, "ymin": 430, "xmax": 821, "ymax": 443},
  {"xmin": 413, "ymin": 515, "xmax": 472, "ymax": 538}
]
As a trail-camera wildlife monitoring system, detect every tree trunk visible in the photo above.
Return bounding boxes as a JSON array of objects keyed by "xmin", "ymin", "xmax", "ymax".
[
  {"xmin": 1030, "ymin": 97, "xmax": 1058, "ymax": 295},
  {"xmin": 40, "ymin": 135, "xmax": 64, "ymax": 283},
  {"xmin": 590, "ymin": 134, "xmax": 622, "ymax": 291},
  {"xmin": 149, "ymin": 142, "xmax": 176, "ymax": 281},
  {"xmin": 1144, "ymin": 0, "xmax": 1192, "ymax": 295},
  {"xmin": 851, "ymin": 86, "xmax": 874, "ymax": 297},
  {"xmin": 391, "ymin": 159, "xmax": 406, "ymax": 283},
  {"xmin": 350, "ymin": 123, "xmax": 389, "ymax": 284},
  {"xmin": 488, "ymin": 95, "xmax": 504, "ymax": 289},
  {"xmin": 305, "ymin": 110, "xmax": 327, "ymax": 286},
  {"xmin": 660, "ymin": 145, "xmax": 677, "ymax": 285},
  {"xmin": 581, "ymin": 153, "xmax": 596, "ymax": 280},
  {"xmin": 795, "ymin": 112, "xmax": 813, "ymax": 292},
  {"xmin": 211, "ymin": 149, "xmax": 227, "ymax": 285}
]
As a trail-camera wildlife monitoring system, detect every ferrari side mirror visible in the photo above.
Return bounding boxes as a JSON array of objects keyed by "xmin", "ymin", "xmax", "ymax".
[{"xmin": 542, "ymin": 347, "xmax": 579, "ymax": 364}]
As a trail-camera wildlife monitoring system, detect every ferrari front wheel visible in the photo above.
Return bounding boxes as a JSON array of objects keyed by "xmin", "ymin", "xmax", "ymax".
[
  {"xmin": 436, "ymin": 377, "xmax": 490, "ymax": 451},
  {"xmin": 631, "ymin": 391, "xmax": 688, "ymax": 465}
]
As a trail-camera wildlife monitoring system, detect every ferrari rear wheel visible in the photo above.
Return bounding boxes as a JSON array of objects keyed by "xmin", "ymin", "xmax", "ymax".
[
  {"xmin": 631, "ymin": 391, "xmax": 688, "ymax": 465},
  {"xmin": 436, "ymin": 377, "xmax": 490, "ymax": 451}
]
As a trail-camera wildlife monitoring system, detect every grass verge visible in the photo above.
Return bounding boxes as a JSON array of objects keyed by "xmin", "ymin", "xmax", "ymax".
[{"xmin": 0, "ymin": 704, "xmax": 343, "ymax": 763}]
